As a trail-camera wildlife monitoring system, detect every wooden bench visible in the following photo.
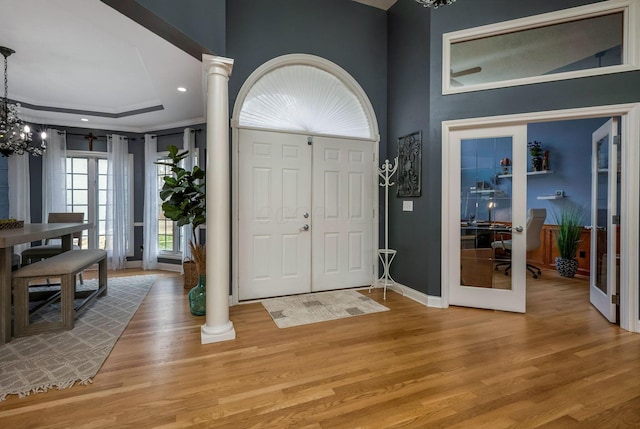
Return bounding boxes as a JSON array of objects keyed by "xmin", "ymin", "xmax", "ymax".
[{"xmin": 13, "ymin": 249, "xmax": 107, "ymax": 337}]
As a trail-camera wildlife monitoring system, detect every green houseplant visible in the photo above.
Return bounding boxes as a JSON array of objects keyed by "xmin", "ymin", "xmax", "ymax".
[
  {"xmin": 553, "ymin": 206, "xmax": 584, "ymax": 278},
  {"xmin": 156, "ymin": 145, "xmax": 207, "ymax": 315}
]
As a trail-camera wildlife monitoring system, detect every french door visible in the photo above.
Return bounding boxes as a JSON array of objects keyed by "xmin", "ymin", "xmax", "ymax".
[
  {"xmin": 447, "ymin": 125, "xmax": 528, "ymax": 313},
  {"xmin": 238, "ymin": 129, "xmax": 375, "ymax": 300},
  {"xmin": 590, "ymin": 118, "xmax": 619, "ymax": 322}
]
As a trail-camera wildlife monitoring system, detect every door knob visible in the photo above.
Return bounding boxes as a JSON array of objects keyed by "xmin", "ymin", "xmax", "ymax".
[
  {"xmin": 301, "ymin": 224, "xmax": 309, "ymax": 231},
  {"xmin": 511, "ymin": 226, "xmax": 523, "ymax": 232},
  {"xmin": 303, "ymin": 212, "xmax": 309, "ymax": 218}
]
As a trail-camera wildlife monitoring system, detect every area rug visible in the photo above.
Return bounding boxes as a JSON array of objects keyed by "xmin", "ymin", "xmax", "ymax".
[
  {"xmin": 0, "ymin": 275, "xmax": 156, "ymax": 401},
  {"xmin": 262, "ymin": 289, "xmax": 389, "ymax": 328}
]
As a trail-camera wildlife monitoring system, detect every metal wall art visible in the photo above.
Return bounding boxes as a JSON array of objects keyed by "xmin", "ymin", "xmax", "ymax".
[{"xmin": 397, "ymin": 131, "xmax": 422, "ymax": 197}]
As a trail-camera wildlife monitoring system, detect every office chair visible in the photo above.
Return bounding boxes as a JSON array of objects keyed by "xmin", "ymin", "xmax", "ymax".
[
  {"xmin": 491, "ymin": 208, "xmax": 546, "ymax": 279},
  {"xmin": 20, "ymin": 212, "xmax": 85, "ymax": 283}
]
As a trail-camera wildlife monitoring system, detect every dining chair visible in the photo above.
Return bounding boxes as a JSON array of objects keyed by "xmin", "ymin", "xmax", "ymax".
[{"xmin": 20, "ymin": 212, "xmax": 86, "ymax": 283}]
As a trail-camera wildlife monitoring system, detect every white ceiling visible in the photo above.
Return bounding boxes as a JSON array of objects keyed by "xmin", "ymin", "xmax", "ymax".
[
  {"xmin": 0, "ymin": 0, "xmax": 204, "ymax": 133},
  {"xmin": 0, "ymin": 0, "xmax": 396, "ymax": 134}
]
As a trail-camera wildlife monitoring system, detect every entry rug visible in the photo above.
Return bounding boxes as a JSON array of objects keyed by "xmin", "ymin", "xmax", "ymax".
[
  {"xmin": 262, "ymin": 289, "xmax": 389, "ymax": 328},
  {"xmin": 0, "ymin": 275, "xmax": 156, "ymax": 401}
]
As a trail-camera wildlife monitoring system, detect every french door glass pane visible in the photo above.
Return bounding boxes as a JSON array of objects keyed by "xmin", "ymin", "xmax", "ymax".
[
  {"xmin": 595, "ymin": 136, "xmax": 608, "ymax": 294},
  {"xmin": 460, "ymin": 137, "xmax": 513, "ymax": 290}
]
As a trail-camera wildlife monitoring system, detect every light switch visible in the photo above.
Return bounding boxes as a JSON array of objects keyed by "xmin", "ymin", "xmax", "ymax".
[{"xmin": 402, "ymin": 200, "xmax": 413, "ymax": 212}]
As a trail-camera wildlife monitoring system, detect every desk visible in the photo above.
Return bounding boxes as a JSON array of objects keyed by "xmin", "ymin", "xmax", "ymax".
[
  {"xmin": 0, "ymin": 222, "xmax": 91, "ymax": 344},
  {"xmin": 460, "ymin": 224, "xmax": 511, "ymax": 249}
]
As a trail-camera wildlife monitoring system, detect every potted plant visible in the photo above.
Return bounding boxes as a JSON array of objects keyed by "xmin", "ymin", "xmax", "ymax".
[
  {"xmin": 553, "ymin": 206, "xmax": 584, "ymax": 278},
  {"xmin": 528, "ymin": 140, "xmax": 543, "ymax": 171},
  {"xmin": 156, "ymin": 145, "xmax": 207, "ymax": 315}
]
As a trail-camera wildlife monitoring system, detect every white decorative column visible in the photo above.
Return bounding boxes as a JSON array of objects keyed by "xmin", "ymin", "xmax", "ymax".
[{"xmin": 201, "ymin": 55, "xmax": 236, "ymax": 344}]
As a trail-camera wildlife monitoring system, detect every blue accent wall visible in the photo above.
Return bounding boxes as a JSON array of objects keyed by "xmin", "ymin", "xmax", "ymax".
[
  {"xmin": 225, "ymin": 0, "xmax": 388, "ymax": 159},
  {"xmin": 526, "ymin": 117, "xmax": 609, "ymax": 223},
  {"xmin": 134, "ymin": 0, "xmax": 226, "ymax": 56}
]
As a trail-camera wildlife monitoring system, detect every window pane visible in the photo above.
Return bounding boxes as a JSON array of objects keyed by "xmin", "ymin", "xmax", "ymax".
[
  {"xmin": 72, "ymin": 174, "xmax": 88, "ymax": 189},
  {"xmin": 98, "ymin": 159, "xmax": 108, "ymax": 174},
  {"xmin": 72, "ymin": 158, "xmax": 88, "ymax": 174},
  {"xmin": 72, "ymin": 190, "xmax": 88, "ymax": 205},
  {"xmin": 447, "ymin": 8, "xmax": 626, "ymax": 92}
]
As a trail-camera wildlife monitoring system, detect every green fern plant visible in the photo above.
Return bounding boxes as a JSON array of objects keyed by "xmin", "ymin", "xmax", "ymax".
[{"xmin": 553, "ymin": 206, "xmax": 584, "ymax": 260}]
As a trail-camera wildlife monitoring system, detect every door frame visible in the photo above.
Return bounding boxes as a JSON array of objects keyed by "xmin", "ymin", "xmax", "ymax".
[
  {"xmin": 442, "ymin": 103, "xmax": 640, "ymax": 333},
  {"xmin": 230, "ymin": 54, "xmax": 380, "ymax": 304}
]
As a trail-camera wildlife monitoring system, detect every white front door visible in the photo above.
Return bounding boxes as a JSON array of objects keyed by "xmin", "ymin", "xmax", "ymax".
[
  {"xmin": 239, "ymin": 129, "xmax": 312, "ymax": 300},
  {"xmin": 590, "ymin": 118, "xmax": 619, "ymax": 322},
  {"xmin": 311, "ymin": 137, "xmax": 375, "ymax": 291},
  {"xmin": 239, "ymin": 130, "xmax": 376, "ymax": 300},
  {"xmin": 447, "ymin": 125, "xmax": 528, "ymax": 313}
]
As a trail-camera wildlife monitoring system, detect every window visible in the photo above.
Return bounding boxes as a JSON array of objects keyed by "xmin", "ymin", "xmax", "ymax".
[
  {"xmin": 442, "ymin": 0, "xmax": 639, "ymax": 94},
  {"xmin": 156, "ymin": 154, "xmax": 182, "ymax": 256},
  {"xmin": 66, "ymin": 151, "xmax": 133, "ymax": 254}
]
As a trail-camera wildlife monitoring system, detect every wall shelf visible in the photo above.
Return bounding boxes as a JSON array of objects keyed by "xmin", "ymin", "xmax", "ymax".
[
  {"xmin": 536, "ymin": 195, "xmax": 565, "ymax": 200},
  {"xmin": 498, "ymin": 170, "xmax": 553, "ymax": 178}
]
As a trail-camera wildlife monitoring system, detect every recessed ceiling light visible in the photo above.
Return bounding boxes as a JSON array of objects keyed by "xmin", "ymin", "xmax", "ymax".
[
  {"xmin": 81, "ymin": 118, "xmax": 89, "ymax": 122},
  {"xmin": 177, "ymin": 87, "xmax": 187, "ymax": 92}
]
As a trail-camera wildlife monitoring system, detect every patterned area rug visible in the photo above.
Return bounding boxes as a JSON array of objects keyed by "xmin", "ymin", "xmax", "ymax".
[
  {"xmin": 262, "ymin": 289, "xmax": 389, "ymax": 328},
  {"xmin": 0, "ymin": 275, "xmax": 156, "ymax": 401}
]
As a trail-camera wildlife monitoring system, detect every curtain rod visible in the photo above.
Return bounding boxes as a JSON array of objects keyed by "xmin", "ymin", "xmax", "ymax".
[
  {"xmin": 153, "ymin": 128, "xmax": 202, "ymax": 138},
  {"xmin": 58, "ymin": 131, "xmax": 134, "ymax": 140}
]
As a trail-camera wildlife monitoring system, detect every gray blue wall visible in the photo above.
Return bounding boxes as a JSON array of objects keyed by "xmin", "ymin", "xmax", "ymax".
[{"xmin": 388, "ymin": 0, "xmax": 640, "ymax": 296}]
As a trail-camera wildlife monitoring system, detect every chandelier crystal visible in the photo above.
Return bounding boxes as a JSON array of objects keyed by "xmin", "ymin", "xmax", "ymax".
[
  {"xmin": 0, "ymin": 46, "xmax": 46, "ymax": 157},
  {"xmin": 415, "ymin": 0, "xmax": 456, "ymax": 8}
]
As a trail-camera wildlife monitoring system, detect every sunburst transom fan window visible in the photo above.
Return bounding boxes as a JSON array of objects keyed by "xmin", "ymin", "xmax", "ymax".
[{"xmin": 238, "ymin": 65, "xmax": 372, "ymax": 139}]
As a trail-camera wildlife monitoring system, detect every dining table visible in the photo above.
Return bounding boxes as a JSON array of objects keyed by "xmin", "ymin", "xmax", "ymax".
[{"xmin": 0, "ymin": 222, "xmax": 91, "ymax": 345}]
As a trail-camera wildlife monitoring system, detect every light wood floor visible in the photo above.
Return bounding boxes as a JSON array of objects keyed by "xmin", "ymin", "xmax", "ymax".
[{"xmin": 1, "ymin": 268, "xmax": 639, "ymax": 428}]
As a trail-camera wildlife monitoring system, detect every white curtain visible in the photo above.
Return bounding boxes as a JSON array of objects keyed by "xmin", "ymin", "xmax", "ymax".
[
  {"xmin": 41, "ymin": 129, "xmax": 67, "ymax": 218},
  {"xmin": 8, "ymin": 153, "xmax": 31, "ymax": 255},
  {"xmin": 106, "ymin": 134, "xmax": 130, "ymax": 270},
  {"xmin": 143, "ymin": 134, "xmax": 158, "ymax": 270},
  {"xmin": 181, "ymin": 128, "xmax": 197, "ymax": 264}
]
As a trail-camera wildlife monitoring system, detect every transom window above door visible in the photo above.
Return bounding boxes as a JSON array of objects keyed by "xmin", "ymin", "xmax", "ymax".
[
  {"xmin": 238, "ymin": 64, "xmax": 372, "ymax": 139},
  {"xmin": 442, "ymin": 0, "xmax": 639, "ymax": 94}
]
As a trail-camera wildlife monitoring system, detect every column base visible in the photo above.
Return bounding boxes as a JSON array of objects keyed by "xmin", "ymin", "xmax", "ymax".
[{"xmin": 200, "ymin": 321, "xmax": 236, "ymax": 344}]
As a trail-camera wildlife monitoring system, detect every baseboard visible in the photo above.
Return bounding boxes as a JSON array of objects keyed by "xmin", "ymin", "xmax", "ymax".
[{"xmin": 391, "ymin": 283, "xmax": 444, "ymax": 308}]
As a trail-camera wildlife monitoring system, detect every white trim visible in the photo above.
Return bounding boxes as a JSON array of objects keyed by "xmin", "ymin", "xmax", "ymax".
[
  {"xmin": 395, "ymin": 282, "xmax": 445, "ymax": 308},
  {"xmin": 442, "ymin": 103, "xmax": 640, "ymax": 333},
  {"xmin": 443, "ymin": 0, "xmax": 640, "ymax": 95},
  {"xmin": 231, "ymin": 54, "xmax": 381, "ymax": 305}
]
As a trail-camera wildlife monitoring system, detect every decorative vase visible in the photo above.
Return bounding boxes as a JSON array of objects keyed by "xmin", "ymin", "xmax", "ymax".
[
  {"xmin": 555, "ymin": 257, "xmax": 578, "ymax": 278},
  {"xmin": 188, "ymin": 274, "xmax": 206, "ymax": 316},
  {"xmin": 531, "ymin": 156, "xmax": 543, "ymax": 172}
]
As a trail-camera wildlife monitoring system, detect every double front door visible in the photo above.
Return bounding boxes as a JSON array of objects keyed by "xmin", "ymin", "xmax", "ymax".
[{"xmin": 238, "ymin": 129, "xmax": 375, "ymax": 300}]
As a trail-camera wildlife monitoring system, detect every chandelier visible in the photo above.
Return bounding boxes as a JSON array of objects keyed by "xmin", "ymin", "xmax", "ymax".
[
  {"xmin": 0, "ymin": 46, "xmax": 46, "ymax": 157},
  {"xmin": 415, "ymin": 0, "xmax": 456, "ymax": 8}
]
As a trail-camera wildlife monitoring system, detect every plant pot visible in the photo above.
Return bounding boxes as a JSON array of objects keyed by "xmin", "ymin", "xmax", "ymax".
[
  {"xmin": 555, "ymin": 257, "xmax": 578, "ymax": 278},
  {"xmin": 531, "ymin": 156, "xmax": 543, "ymax": 172},
  {"xmin": 188, "ymin": 274, "xmax": 206, "ymax": 316}
]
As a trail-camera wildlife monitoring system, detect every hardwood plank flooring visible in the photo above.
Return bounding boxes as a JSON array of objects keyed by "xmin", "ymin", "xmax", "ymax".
[{"xmin": 0, "ymin": 268, "xmax": 638, "ymax": 428}]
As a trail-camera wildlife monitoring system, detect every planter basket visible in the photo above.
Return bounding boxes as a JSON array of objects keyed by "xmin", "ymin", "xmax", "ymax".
[
  {"xmin": 183, "ymin": 260, "xmax": 198, "ymax": 290},
  {"xmin": 555, "ymin": 257, "xmax": 578, "ymax": 278}
]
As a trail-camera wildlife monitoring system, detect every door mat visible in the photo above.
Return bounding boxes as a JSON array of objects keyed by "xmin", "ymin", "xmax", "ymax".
[{"xmin": 261, "ymin": 289, "xmax": 389, "ymax": 328}]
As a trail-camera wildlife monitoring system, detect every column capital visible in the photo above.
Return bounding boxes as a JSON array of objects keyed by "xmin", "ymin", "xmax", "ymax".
[{"xmin": 202, "ymin": 54, "xmax": 234, "ymax": 77}]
